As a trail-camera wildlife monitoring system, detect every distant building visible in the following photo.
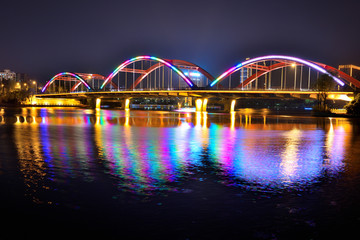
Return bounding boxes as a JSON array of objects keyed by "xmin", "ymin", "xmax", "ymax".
[
  {"xmin": 0, "ymin": 69, "xmax": 16, "ymax": 93},
  {"xmin": 16, "ymin": 73, "xmax": 30, "ymax": 82},
  {"xmin": 0, "ymin": 69, "xmax": 16, "ymax": 80},
  {"xmin": 0, "ymin": 69, "xmax": 35, "ymax": 92}
]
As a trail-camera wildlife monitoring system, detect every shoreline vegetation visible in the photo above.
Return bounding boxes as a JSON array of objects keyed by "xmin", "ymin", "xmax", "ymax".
[{"xmin": 0, "ymin": 90, "xmax": 30, "ymax": 107}]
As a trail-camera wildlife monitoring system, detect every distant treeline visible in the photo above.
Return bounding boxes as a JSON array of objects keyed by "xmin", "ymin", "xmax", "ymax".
[{"xmin": 0, "ymin": 90, "xmax": 30, "ymax": 105}]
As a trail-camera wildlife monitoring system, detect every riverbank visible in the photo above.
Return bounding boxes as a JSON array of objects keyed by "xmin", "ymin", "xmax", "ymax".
[{"xmin": 312, "ymin": 110, "xmax": 360, "ymax": 118}]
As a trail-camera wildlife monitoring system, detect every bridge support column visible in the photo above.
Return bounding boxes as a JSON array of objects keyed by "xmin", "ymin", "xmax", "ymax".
[
  {"xmin": 230, "ymin": 99, "xmax": 236, "ymax": 112},
  {"xmin": 195, "ymin": 98, "xmax": 208, "ymax": 112},
  {"xmin": 121, "ymin": 98, "xmax": 130, "ymax": 110},
  {"xmin": 202, "ymin": 98, "xmax": 208, "ymax": 112},
  {"xmin": 223, "ymin": 99, "xmax": 237, "ymax": 113},
  {"xmin": 95, "ymin": 98, "xmax": 101, "ymax": 110},
  {"xmin": 87, "ymin": 98, "xmax": 101, "ymax": 109}
]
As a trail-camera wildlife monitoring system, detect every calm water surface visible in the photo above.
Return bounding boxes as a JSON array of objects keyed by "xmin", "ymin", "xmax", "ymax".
[{"xmin": 1, "ymin": 107, "xmax": 360, "ymax": 239}]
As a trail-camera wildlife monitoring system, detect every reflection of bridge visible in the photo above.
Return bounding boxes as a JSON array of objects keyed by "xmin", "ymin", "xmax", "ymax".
[
  {"xmin": 35, "ymin": 55, "xmax": 360, "ymax": 112},
  {"xmin": 10, "ymin": 108, "xmax": 349, "ymax": 192}
]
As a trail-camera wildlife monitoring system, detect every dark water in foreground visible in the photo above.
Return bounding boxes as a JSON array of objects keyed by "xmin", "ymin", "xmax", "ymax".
[{"xmin": 1, "ymin": 107, "xmax": 360, "ymax": 239}]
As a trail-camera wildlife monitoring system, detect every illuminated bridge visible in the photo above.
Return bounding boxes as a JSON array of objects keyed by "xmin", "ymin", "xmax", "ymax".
[{"xmin": 34, "ymin": 55, "xmax": 360, "ymax": 112}]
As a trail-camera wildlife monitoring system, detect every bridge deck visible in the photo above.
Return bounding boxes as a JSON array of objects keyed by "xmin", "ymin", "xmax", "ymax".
[{"xmin": 35, "ymin": 90, "xmax": 354, "ymax": 99}]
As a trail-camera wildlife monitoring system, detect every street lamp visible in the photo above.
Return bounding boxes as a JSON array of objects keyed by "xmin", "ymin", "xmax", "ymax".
[{"xmin": 32, "ymin": 80, "xmax": 37, "ymax": 94}]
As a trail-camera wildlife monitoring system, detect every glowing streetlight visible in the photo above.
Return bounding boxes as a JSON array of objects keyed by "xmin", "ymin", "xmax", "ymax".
[{"xmin": 32, "ymin": 80, "xmax": 37, "ymax": 94}]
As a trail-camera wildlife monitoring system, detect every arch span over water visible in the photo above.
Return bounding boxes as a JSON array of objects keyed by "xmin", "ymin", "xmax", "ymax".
[
  {"xmin": 41, "ymin": 72, "xmax": 93, "ymax": 93},
  {"xmin": 41, "ymin": 55, "xmax": 360, "ymax": 93},
  {"xmin": 100, "ymin": 56, "xmax": 196, "ymax": 90},
  {"xmin": 130, "ymin": 58, "xmax": 215, "ymax": 89},
  {"xmin": 209, "ymin": 55, "xmax": 353, "ymax": 88}
]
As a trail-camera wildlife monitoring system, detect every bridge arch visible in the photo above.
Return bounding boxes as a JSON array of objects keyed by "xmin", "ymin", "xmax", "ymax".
[
  {"xmin": 209, "ymin": 55, "xmax": 360, "ymax": 89},
  {"xmin": 130, "ymin": 59, "xmax": 215, "ymax": 89},
  {"xmin": 168, "ymin": 59, "xmax": 215, "ymax": 82},
  {"xmin": 100, "ymin": 56, "xmax": 196, "ymax": 90},
  {"xmin": 41, "ymin": 72, "xmax": 93, "ymax": 93}
]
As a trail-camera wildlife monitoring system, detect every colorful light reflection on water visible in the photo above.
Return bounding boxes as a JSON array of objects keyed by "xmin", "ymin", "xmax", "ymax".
[{"xmin": 1, "ymin": 107, "xmax": 354, "ymax": 200}]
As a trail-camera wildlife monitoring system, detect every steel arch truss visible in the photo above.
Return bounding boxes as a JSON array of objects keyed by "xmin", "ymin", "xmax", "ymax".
[
  {"xmin": 41, "ymin": 72, "xmax": 94, "ymax": 93},
  {"xmin": 129, "ymin": 59, "xmax": 215, "ymax": 90},
  {"xmin": 42, "ymin": 55, "xmax": 360, "ymax": 94},
  {"xmin": 100, "ymin": 56, "xmax": 204, "ymax": 90},
  {"xmin": 209, "ymin": 55, "xmax": 360, "ymax": 89}
]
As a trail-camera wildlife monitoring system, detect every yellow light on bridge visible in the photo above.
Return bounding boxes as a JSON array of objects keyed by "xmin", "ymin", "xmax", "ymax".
[
  {"xmin": 202, "ymin": 98, "xmax": 208, "ymax": 112},
  {"xmin": 230, "ymin": 99, "xmax": 236, "ymax": 112},
  {"xmin": 95, "ymin": 98, "xmax": 101, "ymax": 109},
  {"xmin": 327, "ymin": 94, "xmax": 353, "ymax": 102},
  {"xmin": 125, "ymin": 98, "xmax": 130, "ymax": 110},
  {"xmin": 195, "ymin": 99, "xmax": 203, "ymax": 112}
]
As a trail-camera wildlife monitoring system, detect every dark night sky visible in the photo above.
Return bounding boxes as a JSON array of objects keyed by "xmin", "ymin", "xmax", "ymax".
[{"xmin": 1, "ymin": 0, "xmax": 360, "ymax": 83}]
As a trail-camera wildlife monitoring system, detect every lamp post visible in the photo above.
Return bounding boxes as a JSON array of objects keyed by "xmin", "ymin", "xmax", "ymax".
[
  {"xmin": 292, "ymin": 63, "xmax": 297, "ymax": 90},
  {"xmin": 32, "ymin": 80, "xmax": 37, "ymax": 94}
]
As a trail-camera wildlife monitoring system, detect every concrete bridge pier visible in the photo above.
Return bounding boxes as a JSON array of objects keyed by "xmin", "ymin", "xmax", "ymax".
[
  {"xmin": 95, "ymin": 98, "xmax": 101, "ymax": 109},
  {"xmin": 230, "ymin": 99, "xmax": 236, "ymax": 112},
  {"xmin": 87, "ymin": 97, "xmax": 102, "ymax": 109},
  {"xmin": 195, "ymin": 98, "xmax": 208, "ymax": 112},
  {"xmin": 121, "ymin": 98, "xmax": 130, "ymax": 110},
  {"xmin": 223, "ymin": 99, "xmax": 237, "ymax": 112}
]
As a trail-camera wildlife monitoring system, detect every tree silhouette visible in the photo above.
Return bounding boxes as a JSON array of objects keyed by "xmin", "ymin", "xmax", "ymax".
[
  {"xmin": 345, "ymin": 94, "xmax": 360, "ymax": 115},
  {"xmin": 312, "ymin": 74, "xmax": 336, "ymax": 111}
]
